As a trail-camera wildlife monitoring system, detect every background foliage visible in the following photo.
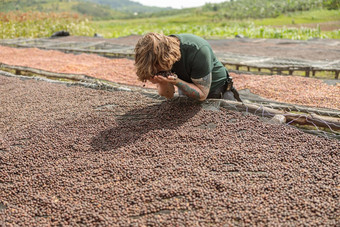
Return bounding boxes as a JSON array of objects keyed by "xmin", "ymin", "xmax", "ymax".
[
  {"xmin": 0, "ymin": 0, "xmax": 339, "ymax": 40},
  {"xmin": 0, "ymin": 11, "xmax": 94, "ymax": 39}
]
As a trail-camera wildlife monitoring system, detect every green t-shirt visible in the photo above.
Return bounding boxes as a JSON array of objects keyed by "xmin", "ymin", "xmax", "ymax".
[{"xmin": 171, "ymin": 34, "xmax": 228, "ymax": 92}]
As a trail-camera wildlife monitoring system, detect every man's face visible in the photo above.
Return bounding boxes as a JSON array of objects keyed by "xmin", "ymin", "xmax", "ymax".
[{"xmin": 155, "ymin": 64, "xmax": 172, "ymax": 76}]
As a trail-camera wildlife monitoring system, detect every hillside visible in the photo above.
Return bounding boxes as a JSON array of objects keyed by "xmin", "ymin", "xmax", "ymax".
[
  {"xmin": 145, "ymin": 0, "xmax": 339, "ymax": 19},
  {"xmin": 1, "ymin": 0, "xmax": 339, "ymax": 40},
  {"xmin": 1, "ymin": 0, "xmax": 339, "ymax": 20},
  {"xmin": 86, "ymin": 0, "xmax": 173, "ymax": 13},
  {"xmin": 202, "ymin": 0, "xmax": 339, "ymax": 19},
  {"xmin": 0, "ymin": 0, "xmax": 173, "ymax": 19}
]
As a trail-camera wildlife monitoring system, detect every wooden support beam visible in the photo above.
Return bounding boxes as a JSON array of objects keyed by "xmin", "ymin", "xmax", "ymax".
[
  {"xmin": 284, "ymin": 113, "xmax": 340, "ymax": 131},
  {"xmin": 214, "ymin": 100, "xmax": 340, "ymax": 131}
]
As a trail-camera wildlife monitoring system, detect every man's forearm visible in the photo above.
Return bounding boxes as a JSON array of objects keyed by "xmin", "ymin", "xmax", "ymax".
[
  {"xmin": 175, "ymin": 80, "xmax": 202, "ymax": 100},
  {"xmin": 151, "ymin": 75, "xmax": 207, "ymax": 100},
  {"xmin": 157, "ymin": 82, "xmax": 175, "ymax": 99}
]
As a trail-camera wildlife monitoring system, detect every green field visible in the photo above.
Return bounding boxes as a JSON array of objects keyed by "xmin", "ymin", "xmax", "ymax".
[
  {"xmin": 0, "ymin": 0, "xmax": 339, "ymax": 40},
  {"xmin": 91, "ymin": 9, "xmax": 340, "ymax": 40},
  {"xmin": 254, "ymin": 8, "xmax": 340, "ymax": 26},
  {"xmin": 0, "ymin": 11, "xmax": 95, "ymax": 39}
]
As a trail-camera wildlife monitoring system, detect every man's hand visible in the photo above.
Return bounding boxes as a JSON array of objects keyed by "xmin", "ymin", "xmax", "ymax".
[
  {"xmin": 148, "ymin": 73, "xmax": 211, "ymax": 101},
  {"xmin": 150, "ymin": 75, "xmax": 178, "ymax": 85},
  {"xmin": 148, "ymin": 75, "xmax": 176, "ymax": 99},
  {"xmin": 148, "ymin": 75, "xmax": 177, "ymax": 85}
]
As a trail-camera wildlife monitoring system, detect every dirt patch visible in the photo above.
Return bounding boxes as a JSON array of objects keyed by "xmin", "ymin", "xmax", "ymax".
[{"xmin": 0, "ymin": 75, "xmax": 339, "ymax": 226}]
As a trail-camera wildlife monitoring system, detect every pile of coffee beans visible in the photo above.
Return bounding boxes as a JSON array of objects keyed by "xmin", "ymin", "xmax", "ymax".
[{"xmin": 0, "ymin": 76, "xmax": 339, "ymax": 226}]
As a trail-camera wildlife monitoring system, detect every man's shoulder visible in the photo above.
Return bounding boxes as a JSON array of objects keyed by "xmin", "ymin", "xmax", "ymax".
[{"xmin": 176, "ymin": 34, "xmax": 210, "ymax": 49}]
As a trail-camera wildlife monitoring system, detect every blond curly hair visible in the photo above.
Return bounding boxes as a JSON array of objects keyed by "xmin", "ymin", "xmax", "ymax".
[{"xmin": 134, "ymin": 33, "xmax": 181, "ymax": 82}]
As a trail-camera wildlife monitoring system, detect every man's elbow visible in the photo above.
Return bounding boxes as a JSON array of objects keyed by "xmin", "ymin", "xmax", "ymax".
[
  {"xmin": 198, "ymin": 93, "xmax": 209, "ymax": 101},
  {"xmin": 159, "ymin": 90, "xmax": 174, "ymax": 99}
]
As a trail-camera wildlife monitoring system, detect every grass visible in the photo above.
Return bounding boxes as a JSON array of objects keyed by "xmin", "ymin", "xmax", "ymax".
[
  {"xmin": 26, "ymin": 1, "xmax": 79, "ymax": 12},
  {"xmin": 0, "ymin": 11, "xmax": 95, "ymax": 39},
  {"xmin": 91, "ymin": 9, "xmax": 340, "ymax": 40},
  {"xmin": 0, "ymin": 9, "xmax": 339, "ymax": 40},
  {"xmin": 254, "ymin": 9, "xmax": 340, "ymax": 26}
]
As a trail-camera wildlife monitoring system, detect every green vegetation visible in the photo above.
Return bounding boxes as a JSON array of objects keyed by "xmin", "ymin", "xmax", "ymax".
[
  {"xmin": 254, "ymin": 9, "xmax": 340, "ymax": 26},
  {"xmin": 0, "ymin": 0, "xmax": 339, "ymax": 40},
  {"xmin": 146, "ymin": 0, "xmax": 339, "ymax": 19},
  {"xmin": 0, "ymin": 0, "xmax": 131, "ymax": 19},
  {"xmin": 203, "ymin": 0, "xmax": 325, "ymax": 19},
  {"xmin": 84, "ymin": 0, "xmax": 172, "ymax": 14},
  {"xmin": 0, "ymin": 11, "xmax": 94, "ymax": 39},
  {"xmin": 71, "ymin": 2, "xmax": 126, "ymax": 20},
  {"xmin": 0, "ymin": 0, "xmax": 170, "ymax": 19},
  {"xmin": 92, "ymin": 9, "xmax": 340, "ymax": 40},
  {"xmin": 322, "ymin": 0, "xmax": 340, "ymax": 10}
]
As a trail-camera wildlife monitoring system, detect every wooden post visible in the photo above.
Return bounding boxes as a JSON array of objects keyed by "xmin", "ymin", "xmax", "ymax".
[
  {"xmin": 305, "ymin": 70, "xmax": 310, "ymax": 77},
  {"xmin": 336, "ymin": 71, "xmax": 339, "ymax": 79}
]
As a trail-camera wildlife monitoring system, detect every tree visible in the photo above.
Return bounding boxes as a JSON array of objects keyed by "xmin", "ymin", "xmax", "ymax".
[{"xmin": 323, "ymin": 0, "xmax": 340, "ymax": 9}]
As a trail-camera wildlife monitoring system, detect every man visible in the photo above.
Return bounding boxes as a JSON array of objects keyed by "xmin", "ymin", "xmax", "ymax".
[{"xmin": 134, "ymin": 33, "xmax": 241, "ymax": 102}]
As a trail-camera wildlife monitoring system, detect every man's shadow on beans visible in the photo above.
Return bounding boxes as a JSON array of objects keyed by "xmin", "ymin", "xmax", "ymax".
[{"xmin": 90, "ymin": 98, "xmax": 202, "ymax": 151}]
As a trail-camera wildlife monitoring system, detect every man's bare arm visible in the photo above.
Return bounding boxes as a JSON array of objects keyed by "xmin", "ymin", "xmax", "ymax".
[
  {"xmin": 150, "ymin": 73, "xmax": 212, "ymax": 101},
  {"xmin": 157, "ymin": 82, "xmax": 175, "ymax": 99},
  {"xmin": 191, "ymin": 73, "xmax": 211, "ymax": 100},
  {"xmin": 148, "ymin": 75, "xmax": 175, "ymax": 99},
  {"xmin": 174, "ymin": 73, "xmax": 211, "ymax": 101}
]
